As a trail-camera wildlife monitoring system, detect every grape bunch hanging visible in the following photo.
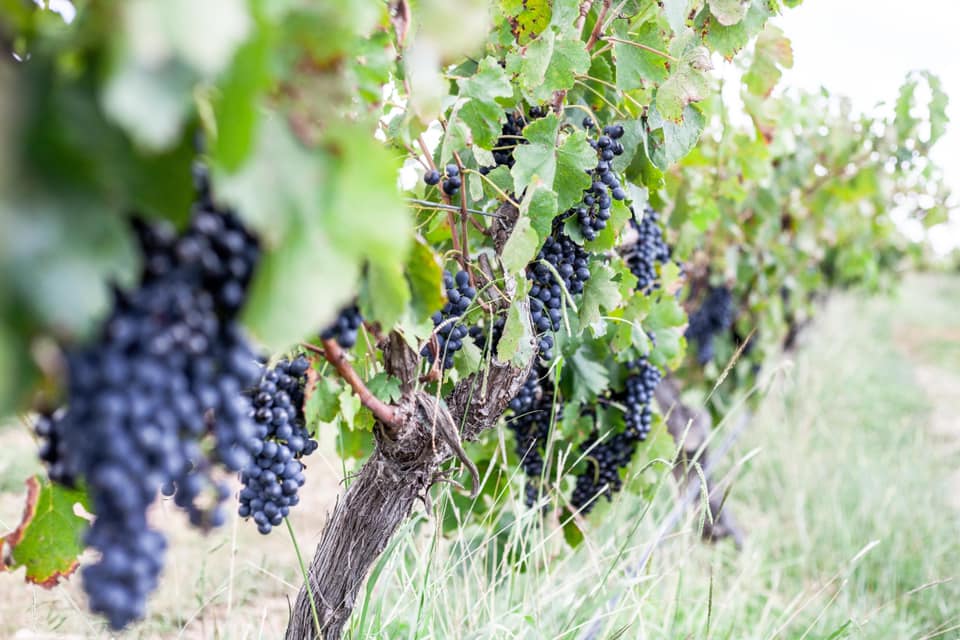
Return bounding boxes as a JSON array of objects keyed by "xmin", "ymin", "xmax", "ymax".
[
  {"xmin": 527, "ymin": 233, "xmax": 591, "ymax": 361},
  {"xmin": 625, "ymin": 207, "xmax": 672, "ymax": 292},
  {"xmin": 567, "ymin": 121, "xmax": 628, "ymax": 241},
  {"xmin": 239, "ymin": 356, "xmax": 319, "ymax": 535},
  {"xmin": 569, "ymin": 361, "xmax": 659, "ymax": 513},
  {"xmin": 424, "ymin": 163, "xmax": 462, "ymax": 197},
  {"xmin": 35, "ymin": 165, "xmax": 263, "ymax": 630},
  {"xmin": 422, "ymin": 269, "xmax": 476, "ymax": 370},
  {"xmin": 480, "ymin": 106, "xmax": 546, "ymax": 174},
  {"xmin": 505, "ymin": 366, "xmax": 553, "ymax": 507},
  {"xmin": 322, "ymin": 304, "xmax": 364, "ymax": 349},
  {"xmin": 685, "ymin": 285, "xmax": 735, "ymax": 364}
]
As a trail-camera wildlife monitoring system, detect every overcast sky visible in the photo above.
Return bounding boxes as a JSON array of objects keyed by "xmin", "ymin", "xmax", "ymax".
[{"xmin": 776, "ymin": 0, "xmax": 960, "ymax": 252}]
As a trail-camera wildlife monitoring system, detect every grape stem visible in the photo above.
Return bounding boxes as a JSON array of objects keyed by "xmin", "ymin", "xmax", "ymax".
[
  {"xmin": 301, "ymin": 340, "xmax": 398, "ymax": 428},
  {"xmin": 452, "ymin": 150, "xmax": 471, "ymax": 271},
  {"xmin": 602, "ymin": 36, "xmax": 678, "ymax": 63},
  {"xmin": 584, "ymin": 0, "xmax": 611, "ymax": 50}
]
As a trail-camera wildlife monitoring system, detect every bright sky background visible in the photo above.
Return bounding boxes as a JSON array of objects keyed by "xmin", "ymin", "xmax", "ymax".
[{"xmin": 775, "ymin": 0, "xmax": 960, "ymax": 253}]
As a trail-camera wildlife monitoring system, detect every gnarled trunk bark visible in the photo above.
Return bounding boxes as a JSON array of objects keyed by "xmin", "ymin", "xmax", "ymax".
[{"xmin": 285, "ymin": 337, "xmax": 533, "ymax": 639}]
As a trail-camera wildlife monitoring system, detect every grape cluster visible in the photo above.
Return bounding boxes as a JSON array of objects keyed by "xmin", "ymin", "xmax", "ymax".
[
  {"xmin": 570, "ymin": 428, "xmax": 637, "ymax": 513},
  {"xmin": 526, "ymin": 233, "xmax": 590, "ymax": 361},
  {"xmin": 506, "ymin": 367, "xmax": 553, "ymax": 507},
  {"xmin": 570, "ymin": 358, "xmax": 662, "ymax": 513},
  {"xmin": 321, "ymin": 305, "xmax": 363, "ymax": 349},
  {"xmin": 624, "ymin": 207, "xmax": 672, "ymax": 292},
  {"xmin": 35, "ymin": 410, "xmax": 73, "ymax": 486},
  {"xmin": 469, "ymin": 316, "xmax": 505, "ymax": 354},
  {"xmin": 424, "ymin": 163, "xmax": 462, "ymax": 197},
  {"xmin": 35, "ymin": 167, "xmax": 263, "ymax": 630},
  {"xmin": 422, "ymin": 270, "xmax": 476, "ymax": 370},
  {"xmin": 238, "ymin": 356, "xmax": 318, "ymax": 535},
  {"xmin": 685, "ymin": 285, "xmax": 735, "ymax": 364},
  {"xmin": 621, "ymin": 358, "xmax": 662, "ymax": 441},
  {"xmin": 567, "ymin": 121, "xmax": 627, "ymax": 241},
  {"xmin": 480, "ymin": 106, "xmax": 546, "ymax": 174}
]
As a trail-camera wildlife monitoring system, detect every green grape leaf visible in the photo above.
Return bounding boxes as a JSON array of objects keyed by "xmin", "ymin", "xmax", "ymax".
[
  {"xmin": 363, "ymin": 259, "xmax": 411, "ymax": 329},
  {"xmin": 337, "ymin": 420, "xmax": 375, "ymax": 460},
  {"xmin": 513, "ymin": 116, "xmax": 595, "ymax": 212},
  {"xmin": 502, "ymin": 215, "xmax": 540, "ymax": 274},
  {"xmin": 0, "ymin": 476, "xmax": 89, "ymax": 587},
  {"xmin": 569, "ymin": 347, "xmax": 609, "ymax": 405},
  {"xmin": 707, "ymin": 0, "xmax": 750, "ymax": 26},
  {"xmin": 645, "ymin": 293, "xmax": 688, "ymax": 367},
  {"xmin": 663, "ymin": 0, "xmax": 695, "ymax": 33},
  {"xmin": 613, "ymin": 20, "xmax": 669, "ymax": 90},
  {"xmin": 611, "ymin": 293, "xmax": 652, "ymax": 355},
  {"xmin": 698, "ymin": 0, "xmax": 775, "ymax": 60},
  {"xmin": 225, "ymin": 119, "xmax": 410, "ymax": 350},
  {"xmin": 580, "ymin": 261, "xmax": 622, "ymax": 334},
  {"xmin": 243, "ymin": 216, "xmax": 360, "ymax": 351},
  {"xmin": 458, "ymin": 57, "xmax": 513, "ymax": 148},
  {"xmin": 626, "ymin": 133, "xmax": 666, "ymax": 191},
  {"xmin": 497, "ymin": 280, "xmax": 534, "ymax": 366},
  {"xmin": 406, "ymin": 239, "xmax": 446, "ymax": 319},
  {"xmin": 460, "ymin": 56, "xmax": 514, "ymax": 102},
  {"xmin": 554, "ymin": 129, "xmax": 597, "ymax": 211},
  {"xmin": 520, "ymin": 30, "xmax": 590, "ymax": 103},
  {"xmin": 655, "ymin": 34, "xmax": 712, "ymax": 123},
  {"xmin": 562, "ymin": 511, "xmax": 585, "ymax": 547},
  {"xmin": 512, "ymin": 115, "xmax": 559, "ymax": 190},
  {"xmin": 455, "ymin": 337, "xmax": 484, "ymax": 376},
  {"xmin": 500, "ymin": 0, "xmax": 552, "ymax": 44},
  {"xmin": 326, "ymin": 127, "xmax": 412, "ymax": 268},
  {"xmin": 924, "ymin": 72, "xmax": 949, "ymax": 147},
  {"xmin": 101, "ymin": 58, "xmax": 194, "ymax": 151},
  {"xmin": 482, "ymin": 165, "xmax": 515, "ymax": 200},
  {"xmin": 743, "ymin": 24, "xmax": 793, "ymax": 97},
  {"xmin": 646, "ymin": 104, "xmax": 705, "ymax": 170},
  {"xmin": 306, "ymin": 376, "xmax": 343, "ymax": 425},
  {"xmin": 211, "ymin": 20, "xmax": 272, "ymax": 170},
  {"xmin": 366, "ymin": 372, "xmax": 404, "ymax": 403},
  {"xmin": 338, "ymin": 386, "xmax": 362, "ymax": 429},
  {"xmin": 524, "ymin": 185, "xmax": 560, "ymax": 242}
]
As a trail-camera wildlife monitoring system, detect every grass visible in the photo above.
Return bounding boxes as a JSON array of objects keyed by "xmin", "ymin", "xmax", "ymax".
[
  {"xmin": 0, "ymin": 273, "xmax": 958, "ymax": 638},
  {"xmin": 349, "ymin": 274, "xmax": 960, "ymax": 639}
]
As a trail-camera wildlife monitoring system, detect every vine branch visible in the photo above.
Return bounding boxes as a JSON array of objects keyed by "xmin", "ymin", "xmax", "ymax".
[
  {"xmin": 301, "ymin": 340, "xmax": 397, "ymax": 427},
  {"xmin": 584, "ymin": 0, "xmax": 611, "ymax": 50}
]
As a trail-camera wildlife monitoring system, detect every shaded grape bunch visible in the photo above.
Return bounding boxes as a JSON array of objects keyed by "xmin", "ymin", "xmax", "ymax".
[
  {"xmin": 422, "ymin": 270, "xmax": 476, "ymax": 370},
  {"xmin": 36, "ymin": 170, "xmax": 263, "ymax": 630},
  {"xmin": 526, "ymin": 233, "xmax": 590, "ymax": 361},
  {"xmin": 571, "ymin": 358, "xmax": 662, "ymax": 513},
  {"xmin": 480, "ymin": 106, "xmax": 546, "ymax": 174},
  {"xmin": 570, "ymin": 430, "xmax": 637, "ymax": 513},
  {"xmin": 685, "ymin": 285, "xmax": 735, "ymax": 364},
  {"xmin": 624, "ymin": 207, "xmax": 671, "ymax": 292},
  {"xmin": 567, "ymin": 122, "xmax": 627, "ymax": 241},
  {"xmin": 506, "ymin": 366, "xmax": 553, "ymax": 507},
  {"xmin": 321, "ymin": 305, "xmax": 363, "ymax": 349},
  {"xmin": 469, "ymin": 316, "xmax": 505, "ymax": 354},
  {"xmin": 238, "ymin": 356, "xmax": 318, "ymax": 535},
  {"xmin": 423, "ymin": 164, "xmax": 461, "ymax": 197},
  {"xmin": 35, "ymin": 410, "xmax": 73, "ymax": 486},
  {"xmin": 621, "ymin": 358, "xmax": 662, "ymax": 441}
]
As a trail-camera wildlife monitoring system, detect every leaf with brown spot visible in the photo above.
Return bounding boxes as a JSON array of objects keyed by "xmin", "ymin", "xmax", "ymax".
[{"xmin": 1, "ymin": 476, "xmax": 90, "ymax": 587}]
